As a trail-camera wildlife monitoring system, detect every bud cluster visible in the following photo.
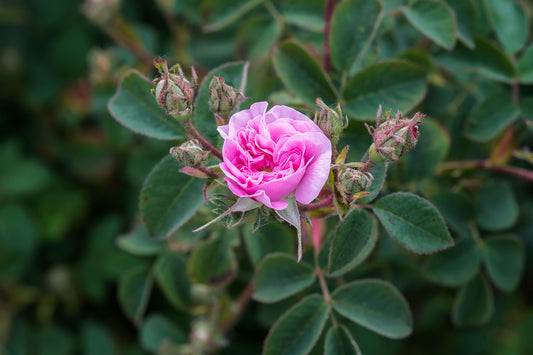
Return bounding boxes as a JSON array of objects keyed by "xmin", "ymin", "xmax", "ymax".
[
  {"xmin": 208, "ymin": 76, "xmax": 246, "ymax": 124},
  {"xmin": 314, "ymin": 98, "xmax": 348, "ymax": 145},
  {"xmin": 335, "ymin": 167, "xmax": 373, "ymax": 205},
  {"xmin": 170, "ymin": 140, "xmax": 209, "ymax": 167}
]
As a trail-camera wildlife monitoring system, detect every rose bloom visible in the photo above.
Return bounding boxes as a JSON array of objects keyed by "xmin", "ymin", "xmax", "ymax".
[{"xmin": 218, "ymin": 102, "xmax": 332, "ymax": 210}]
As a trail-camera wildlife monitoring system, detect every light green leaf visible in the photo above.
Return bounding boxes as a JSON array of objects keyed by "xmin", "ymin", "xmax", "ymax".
[
  {"xmin": 518, "ymin": 45, "xmax": 533, "ymax": 83},
  {"xmin": 140, "ymin": 314, "xmax": 187, "ymax": 353},
  {"xmin": 118, "ymin": 267, "xmax": 153, "ymax": 325},
  {"xmin": 342, "ymin": 60, "xmax": 426, "ymax": 120},
  {"xmin": 445, "ymin": 0, "xmax": 476, "ymax": 49},
  {"xmin": 402, "ymin": 0, "xmax": 457, "ymax": 50},
  {"xmin": 484, "ymin": 0, "xmax": 528, "ymax": 54},
  {"xmin": 373, "ymin": 192, "xmax": 453, "ymax": 254},
  {"xmin": 330, "ymin": 0, "xmax": 384, "ymax": 73},
  {"xmin": 476, "ymin": 181, "xmax": 518, "ymax": 231},
  {"xmin": 452, "ymin": 273, "xmax": 493, "ymax": 326},
  {"xmin": 202, "ymin": 0, "xmax": 261, "ymax": 32},
  {"xmin": 324, "ymin": 325, "xmax": 361, "ymax": 355},
  {"xmin": 328, "ymin": 209, "xmax": 378, "ymax": 277},
  {"xmin": 273, "ymin": 41, "xmax": 338, "ymax": 106},
  {"xmin": 108, "ymin": 71, "xmax": 184, "ymax": 140},
  {"xmin": 243, "ymin": 222, "xmax": 294, "ymax": 267},
  {"xmin": 154, "ymin": 252, "xmax": 191, "ymax": 310},
  {"xmin": 140, "ymin": 155, "xmax": 205, "ymax": 239},
  {"xmin": 117, "ymin": 227, "xmax": 165, "ymax": 256},
  {"xmin": 253, "ymin": 253, "xmax": 315, "ymax": 303},
  {"xmin": 275, "ymin": 196, "xmax": 303, "ymax": 262},
  {"xmin": 332, "ymin": 279, "xmax": 413, "ymax": 339},
  {"xmin": 483, "ymin": 234, "xmax": 524, "ymax": 292},
  {"xmin": 263, "ymin": 294, "xmax": 330, "ymax": 355}
]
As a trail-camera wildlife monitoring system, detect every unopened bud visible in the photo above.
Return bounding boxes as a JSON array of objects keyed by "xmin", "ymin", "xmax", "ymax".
[
  {"xmin": 209, "ymin": 77, "xmax": 246, "ymax": 121},
  {"xmin": 314, "ymin": 98, "xmax": 348, "ymax": 145},
  {"xmin": 152, "ymin": 59, "xmax": 197, "ymax": 119},
  {"xmin": 170, "ymin": 140, "xmax": 208, "ymax": 167},
  {"xmin": 336, "ymin": 168, "xmax": 373, "ymax": 205}
]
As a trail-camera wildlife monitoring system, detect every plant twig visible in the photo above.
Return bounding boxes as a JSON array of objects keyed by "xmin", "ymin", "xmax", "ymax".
[
  {"xmin": 437, "ymin": 159, "xmax": 533, "ymax": 182},
  {"xmin": 323, "ymin": 0, "xmax": 335, "ymax": 72},
  {"xmin": 299, "ymin": 195, "xmax": 334, "ymax": 211},
  {"xmin": 185, "ymin": 119, "xmax": 224, "ymax": 160}
]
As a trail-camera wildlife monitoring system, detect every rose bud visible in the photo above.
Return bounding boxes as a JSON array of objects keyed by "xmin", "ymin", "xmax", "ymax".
[
  {"xmin": 151, "ymin": 59, "xmax": 197, "ymax": 119},
  {"xmin": 208, "ymin": 76, "xmax": 246, "ymax": 122},
  {"xmin": 218, "ymin": 102, "xmax": 332, "ymax": 210},
  {"xmin": 170, "ymin": 140, "xmax": 209, "ymax": 167},
  {"xmin": 366, "ymin": 106, "xmax": 425, "ymax": 163},
  {"xmin": 336, "ymin": 167, "xmax": 373, "ymax": 205},
  {"xmin": 314, "ymin": 98, "xmax": 348, "ymax": 145}
]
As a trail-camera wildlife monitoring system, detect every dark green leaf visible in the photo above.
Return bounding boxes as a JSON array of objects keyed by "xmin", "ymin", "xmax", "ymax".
[
  {"xmin": 518, "ymin": 45, "xmax": 533, "ymax": 83},
  {"xmin": 483, "ymin": 234, "xmax": 524, "ymax": 292},
  {"xmin": 108, "ymin": 71, "xmax": 184, "ymax": 140},
  {"xmin": 358, "ymin": 162, "xmax": 387, "ymax": 204},
  {"xmin": 483, "ymin": 0, "xmax": 528, "ymax": 54},
  {"xmin": 431, "ymin": 190, "xmax": 474, "ymax": 237},
  {"xmin": 342, "ymin": 60, "xmax": 426, "ymax": 120},
  {"xmin": 324, "ymin": 325, "xmax": 361, "ymax": 355},
  {"xmin": 140, "ymin": 314, "xmax": 187, "ymax": 353},
  {"xmin": 464, "ymin": 91, "xmax": 520, "ymax": 142},
  {"xmin": 38, "ymin": 326, "xmax": 74, "ymax": 355},
  {"xmin": 476, "ymin": 181, "xmax": 518, "ymax": 231},
  {"xmin": 188, "ymin": 233, "xmax": 237, "ymax": 286},
  {"xmin": 263, "ymin": 294, "xmax": 330, "ymax": 355},
  {"xmin": 0, "ymin": 158, "xmax": 51, "ymax": 196},
  {"xmin": 445, "ymin": 0, "xmax": 476, "ymax": 49},
  {"xmin": 273, "ymin": 41, "xmax": 337, "ymax": 106},
  {"xmin": 237, "ymin": 17, "xmax": 283, "ymax": 60},
  {"xmin": 118, "ymin": 267, "xmax": 153, "ymax": 325},
  {"xmin": 202, "ymin": 0, "xmax": 261, "ymax": 32},
  {"xmin": 332, "ymin": 279, "xmax": 413, "ymax": 339},
  {"xmin": 81, "ymin": 321, "xmax": 116, "ymax": 355},
  {"xmin": 330, "ymin": 0, "xmax": 383, "ymax": 73},
  {"xmin": 402, "ymin": 0, "xmax": 457, "ymax": 50},
  {"xmin": 373, "ymin": 193, "xmax": 453, "ymax": 254},
  {"xmin": 154, "ymin": 252, "xmax": 191, "ymax": 310},
  {"xmin": 253, "ymin": 253, "xmax": 315, "ymax": 303},
  {"xmin": 140, "ymin": 155, "xmax": 205, "ymax": 239},
  {"xmin": 452, "ymin": 273, "xmax": 493, "ymax": 326},
  {"xmin": 328, "ymin": 209, "xmax": 378, "ymax": 277},
  {"xmin": 117, "ymin": 227, "xmax": 165, "ymax": 256},
  {"xmin": 281, "ymin": 0, "xmax": 325, "ymax": 32},
  {"xmin": 243, "ymin": 222, "xmax": 294, "ymax": 267}
]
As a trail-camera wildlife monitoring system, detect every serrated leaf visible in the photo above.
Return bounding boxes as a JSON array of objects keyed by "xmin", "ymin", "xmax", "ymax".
[
  {"xmin": 483, "ymin": 234, "xmax": 524, "ymax": 292},
  {"xmin": 476, "ymin": 181, "xmax": 518, "ymax": 231},
  {"xmin": 445, "ymin": 0, "xmax": 476, "ymax": 49},
  {"xmin": 273, "ymin": 41, "xmax": 337, "ymax": 106},
  {"xmin": 328, "ymin": 209, "xmax": 378, "ymax": 277},
  {"xmin": 342, "ymin": 60, "xmax": 426, "ymax": 120},
  {"xmin": 117, "ymin": 227, "xmax": 164, "ymax": 256},
  {"xmin": 324, "ymin": 325, "xmax": 361, "ymax": 355},
  {"xmin": 423, "ymin": 235, "xmax": 481, "ymax": 287},
  {"xmin": 244, "ymin": 222, "xmax": 295, "ymax": 267},
  {"xmin": 140, "ymin": 155, "xmax": 205, "ymax": 239},
  {"xmin": 154, "ymin": 252, "xmax": 191, "ymax": 310},
  {"xmin": 108, "ymin": 71, "xmax": 184, "ymax": 140},
  {"xmin": 332, "ymin": 279, "xmax": 413, "ymax": 339},
  {"xmin": 274, "ymin": 196, "xmax": 303, "ymax": 262},
  {"xmin": 330, "ymin": 0, "xmax": 384, "ymax": 73},
  {"xmin": 452, "ymin": 273, "xmax": 493, "ymax": 326},
  {"xmin": 358, "ymin": 162, "xmax": 387, "ymax": 204},
  {"xmin": 464, "ymin": 92, "xmax": 520, "ymax": 142},
  {"xmin": 253, "ymin": 253, "xmax": 315, "ymax": 303},
  {"xmin": 373, "ymin": 192, "xmax": 453, "ymax": 254},
  {"xmin": 118, "ymin": 267, "xmax": 153, "ymax": 325},
  {"xmin": 518, "ymin": 45, "xmax": 533, "ymax": 84},
  {"xmin": 483, "ymin": 0, "xmax": 528, "ymax": 54},
  {"xmin": 140, "ymin": 314, "xmax": 187, "ymax": 353},
  {"xmin": 202, "ymin": 0, "xmax": 261, "ymax": 32},
  {"xmin": 263, "ymin": 294, "xmax": 330, "ymax": 355},
  {"xmin": 402, "ymin": 0, "xmax": 457, "ymax": 50}
]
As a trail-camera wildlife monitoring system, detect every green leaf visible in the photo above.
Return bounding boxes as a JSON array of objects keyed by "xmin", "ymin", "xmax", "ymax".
[
  {"xmin": 253, "ymin": 253, "xmax": 315, "ymax": 303},
  {"xmin": 38, "ymin": 326, "xmax": 74, "ymax": 355},
  {"xmin": 431, "ymin": 190, "xmax": 474, "ymax": 237},
  {"xmin": 358, "ymin": 162, "xmax": 387, "ymax": 204},
  {"xmin": 140, "ymin": 155, "xmax": 205, "ymax": 239},
  {"xmin": 281, "ymin": 0, "xmax": 325, "ymax": 32},
  {"xmin": 464, "ymin": 91, "xmax": 520, "ymax": 142},
  {"xmin": 330, "ymin": 0, "xmax": 384, "ymax": 73},
  {"xmin": 118, "ymin": 267, "xmax": 153, "ymax": 325},
  {"xmin": 202, "ymin": 0, "xmax": 261, "ymax": 32},
  {"xmin": 373, "ymin": 192, "xmax": 453, "ymax": 254},
  {"xmin": 81, "ymin": 321, "xmax": 116, "ymax": 355},
  {"xmin": 140, "ymin": 314, "xmax": 187, "ymax": 353},
  {"xmin": 243, "ymin": 222, "xmax": 294, "ymax": 267},
  {"xmin": 154, "ymin": 252, "xmax": 191, "ymax": 310},
  {"xmin": 263, "ymin": 294, "xmax": 330, "ymax": 355},
  {"xmin": 0, "ymin": 158, "xmax": 51, "ymax": 196},
  {"xmin": 194, "ymin": 62, "xmax": 249, "ymax": 145},
  {"xmin": 476, "ymin": 181, "xmax": 518, "ymax": 231},
  {"xmin": 274, "ymin": 196, "xmax": 303, "ymax": 262},
  {"xmin": 117, "ymin": 227, "xmax": 165, "ymax": 256},
  {"xmin": 483, "ymin": 0, "xmax": 528, "ymax": 54},
  {"xmin": 324, "ymin": 325, "xmax": 361, "ymax": 355},
  {"xmin": 518, "ymin": 45, "xmax": 533, "ymax": 84},
  {"xmin": 188, "ymin": 233, "xmax": 237, "ymax": 286},
  {"xmin": 237, "ymin": 17, "xmax": 283, "ymax": 60},
  {"xmin": 273, "ymin": 41, "xmax": 337, "ymax": 106},
  {"xmin": 483, "ymin": 234, "xmax": 524, "ymax": 292},
  {"xmin": 445, "ymin": 0, "xmax": 476, "ymax": 49},
  {"xmin": 423, "ymin": 235, "xmax": 481, "ymax": 287},
  {"xmin": 402, "ymin": 0, "xmax": 457, "ymax": 50},
  {"xmin": 452, "ymin": 273, "xmax": 493, "ymax": 326},
  {"xmin": 108, "ymin": 71, "xmax": 184, "ymax": 140},
  {"xmin": 332, "ymin": 279, "xmax": 413, "ymax": 339},
  {"xmin": 342, "ymin": 60, "xmax": 426, "ymax": 120},
  {"xmin": 328, "ymin": 209, "xmax": 378, "ymax": 277}
]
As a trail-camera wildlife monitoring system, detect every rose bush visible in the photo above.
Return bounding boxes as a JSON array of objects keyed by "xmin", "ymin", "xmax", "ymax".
[{"xmin": 218, "ymin": 102, "xmax": 332, "ymax": 210}]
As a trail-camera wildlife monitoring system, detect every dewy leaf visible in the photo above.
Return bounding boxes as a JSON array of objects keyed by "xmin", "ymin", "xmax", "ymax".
[
  {"xmin": 328, "ymin": 209, "xmax": 378, "ymax": 277},
  {"xmin": 273, "ymin": 41, "xmax": 338, "ymax": 106},
  {"xmin": 476, "ymin": 181, "xmax": 518, "ymax": 231},
  {"xmin": 116, "ymin": 227, "xmax": 164, "ymax": 256},
  {"xmin": 445, "ymin": 0, "xmax": 476, "ymax": 49},
  {"xmin": 154, "ymin": 252, "xmax": 191, "ymax": 310},
  {"xmin": 118, "ymin": 267, "xmax": 153, "ymax": 325},
  {"xmin": 342, "ymin": 60, "xmax": 426, "ymax": 121},
  {"xmin": 275, "ymin": 196, "xmax": 303, "ymax": 262},
  {"xmin": 202, "ymin": 0, "xmax": 261, "ymax": 32},
  {"xmin": 452, "ymin": 273, "xmax": 493, "ymax": 327},
  {"xmin": 518, "ymin": 45, "xmax": 533, "ymax": 84},
  {"xmin": 402, "ymin": 0, "xmax": 457, "ymax": 50},
  {"xmin": 140, "ymin": 314, "xmax": 187, "ymax": 353},
  {"xmin": 483, "ymin": 234, "xmax": 524, "ymax": 292},
  {"xmin": 464, "ymin": 91, "xmax": 520, "ymax": 142},
  {"xmin": 253, "ymin": 253, "xmax": 315, "ymax": 303},
  {"xmin": 330, "ymin": 0, "xmax": 384, "ymax": 73},
  {"xmin": 324, "ymin": 325, "xmax": 361, "ymax": 355},
  {"xmin": 423, "ymin": 234, "xmax": 481, "ymax": 287},
  {"xmin": 140, "ymin": 155, "xmax": 205, "ymax": 239},
  {"xmin": 263, "ymin": 294, "xmax": 330, "ymax": 355},
  {"xmin": 108, "ymin": 70, "xmax": 185, "ymax": 140},
  {"xmin": 373, "ymin": 192, "xmax": 453, "ymax": 254},
  {"xmin": 332, "ymin": 279, "xmax": 413, "ymax": 339},
  {"xmin": 483, "ymin": 0, "xmax": 528, "ymax": 54}
]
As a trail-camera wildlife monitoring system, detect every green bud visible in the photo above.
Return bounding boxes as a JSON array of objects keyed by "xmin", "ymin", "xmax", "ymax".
[
  {"xmin": 208, "ymin": 76, "xmax": 246, "ymax": 120},
  {"xmin": 170, "ymin": 140, "xmax": 208, "ymax": 167},
  {"xmin": 336, "ymin": 167, "xmax": 373, "ymax": 205},
  {"xmin": 314, "ymin": 98, "xmax": 348, "ymax": 145}
]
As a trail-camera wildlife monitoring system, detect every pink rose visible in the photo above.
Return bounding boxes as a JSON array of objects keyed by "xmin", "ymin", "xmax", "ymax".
[{"xmin": 218, "ymin": 102, "xmax": 332, "ymax": 210}]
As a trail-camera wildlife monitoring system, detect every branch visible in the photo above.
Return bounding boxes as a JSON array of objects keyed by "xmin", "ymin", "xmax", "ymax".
[
  {"xmin": 437, "ymin": 160, "xmax": 533, "ymax": 182},
  {"xmin": 185, "ymin": 119, "xmax": 224, "ymax": 161}
]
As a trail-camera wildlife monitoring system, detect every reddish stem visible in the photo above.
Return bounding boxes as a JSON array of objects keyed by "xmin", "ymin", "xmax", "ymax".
[
  {"xmin": 185, "ymin": 119, "xmax": 224, "ymax": 161},
  {"xmin": 299, "ymin": 195, "xmax": 334, "ymax": 211}
]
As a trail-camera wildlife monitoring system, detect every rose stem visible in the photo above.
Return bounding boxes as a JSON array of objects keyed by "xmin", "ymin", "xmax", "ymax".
[
  {"xmin": 436, "ymin": 160, "xmax": 533, "ymax": 182},
  {"xmin": 184, "ymin": 119, "xmax": 224, "ymax": 160},
  {"xmin": 322, "ymin": 0, "xmax": 336, "ymax": 72},
  {"xmin": 300, "ymin": 195, "xmax": 334, "ymax": 211}
]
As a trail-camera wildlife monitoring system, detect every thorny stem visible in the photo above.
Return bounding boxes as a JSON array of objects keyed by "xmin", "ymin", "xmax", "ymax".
[
  {"xmin": 185, "ymin": 119, "xmax": 224, "ymax": 160},
  {"xmin": 299, "ymin": 195, "xmax": 334, "ymax": 211},
  {"xmin": 323, "ymin": 0, "xmax": 335, "ymax": 72},
  {"xmin": 359, "ymin": 158, "xmax": 377, "ymax": 173},
  {"xmin": 437, "ymin": 160, "xmax": 533, "ymax": 182}
]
